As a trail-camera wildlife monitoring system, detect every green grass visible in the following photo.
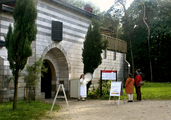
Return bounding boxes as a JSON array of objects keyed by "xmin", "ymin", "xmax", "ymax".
[
  {"xmin": 0, "ymin": 100, "xmax": 60, "ymax": 120},
  {"xmin": 88, "ymin": 82, "xmax": 171, "ymax": 100},
  {"xmin": 120, "ymin": 82, "xmax": 171, "ymax": 100},
  {"xmin": 139, "ymin": 82, "xmax": 171, "ymax": 100}
]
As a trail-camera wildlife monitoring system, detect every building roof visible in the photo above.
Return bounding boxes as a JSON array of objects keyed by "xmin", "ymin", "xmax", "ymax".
[{"xmin": 0, "ymin": 0, "xmax": 100, "ymax": 19}]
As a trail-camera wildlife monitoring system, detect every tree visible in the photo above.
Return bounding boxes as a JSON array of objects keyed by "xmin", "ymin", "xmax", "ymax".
[
  {"xmin": 22, "ymin": 56, "xmax": 47, "ymax": 103},
  {"xmin": 120, "ymin": 0, "xmax": 171, "ymax": 81},
  {"xmin": 98, "ymin": 11, "xmax": 120, "ymax": 38},
  {"xmin": 113, "ymin": 0, "xmax": 135, "ymax": 77},
  {"xmin": 82, "ymin": 18, "xmax": 108, "ymax": 91},
  {"xmin": 4, "ymin": 0, "xmax": 37, "ymax": 109},
  {"xmin": 137, "ymin": 0, "xmax": 153, "ymax": 81},
  {"xmin": 149, "ymin": 0, "xmax": 171, "ymax": 82}
]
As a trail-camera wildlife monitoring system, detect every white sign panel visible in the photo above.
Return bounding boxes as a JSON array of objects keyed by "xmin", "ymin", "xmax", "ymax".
[
  {"xmin": 110, "ymin": 82, "xmax": 121, "ymax": 96},
  {"xmin": 102, "ymin": 70, "xmax": 117, "ymax": 80}
]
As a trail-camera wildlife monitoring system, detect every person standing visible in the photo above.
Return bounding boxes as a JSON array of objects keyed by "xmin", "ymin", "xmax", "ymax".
[
  {"xmin": 79, "ymin": 74, "xmax": 89, "ymax": 101},
  {"xmin": 125, "ymin": 73, "xmax": 134, "ymax": 102},
  {"xmin": 134, "ymin": 69, "xmax": 143, "ymax": 101}
]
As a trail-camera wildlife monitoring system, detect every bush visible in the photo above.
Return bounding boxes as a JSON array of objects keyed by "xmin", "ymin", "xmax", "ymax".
[{"xmin": 88, "ymin": 80, "xmax": 112, "ymax": 99}]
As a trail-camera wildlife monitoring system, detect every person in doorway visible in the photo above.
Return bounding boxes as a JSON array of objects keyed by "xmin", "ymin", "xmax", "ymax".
[
  {"xmin": 79, "ymin": 74, "xmax": 89, "ymax": 101},
  {"xmin": 134, "ymin": 69, "xmax": 143, "ymax": 101},
  {"xmin": 125, "ymin": 73, "xmax": 134, "ymax": 102}
]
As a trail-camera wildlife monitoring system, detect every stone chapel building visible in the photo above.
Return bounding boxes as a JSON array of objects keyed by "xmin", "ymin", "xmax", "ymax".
[{"xmin": 0, "ymin": 0, "xmax": 130, "ymax": 102}]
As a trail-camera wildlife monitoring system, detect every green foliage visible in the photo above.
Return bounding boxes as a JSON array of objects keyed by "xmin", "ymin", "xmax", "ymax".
[
  {"xmin": 88, "ymin": 82, "xmax": 171, "ymax": 100},
  {"xmin": 21, "ymin": 56, "xmax": 47, "ymax": 101},
  {"xmin": 88, "ymin": 91, "xmax": 99, "ymax": 99},
  {"xmin": 0, "ymin": 100, "xmax": 60, "ymax": 120},
  {"xmin": 88, "ymin": 80, "xmax": 111, "ymax": 99},
  {"xmin": 22, "ymin": 56, "xmax": 47, "ymax": 88},
  {"xmin": 119, "ymin": 0, "xmax": 171, "ymax": 81},
  {"xmin": 4, "ymin": 0, "xmax": 37, "ymax": 73},
  {"xmin": 82, "ymin": 18, "xmax": 108, "ymax": 92},
  {"xmin": 4, "ymin": 0, "xmax": 37, "ymax": 109},
  {"xmin": 98, "ymin": 11, "xmax": 120, "ymax": 38},
  {"xmin": 82, "ymin": 18, "xmax": 108, "ymax": 74}
]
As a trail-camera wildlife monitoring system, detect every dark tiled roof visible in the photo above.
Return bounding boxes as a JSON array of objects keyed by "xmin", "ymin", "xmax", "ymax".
[{"xmin": 0, "ymin": 0, "xmax": 100, "ymax": 19}]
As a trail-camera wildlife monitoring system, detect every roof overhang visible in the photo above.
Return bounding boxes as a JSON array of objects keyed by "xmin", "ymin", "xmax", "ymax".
[
  {"xmin": 51, "ymin": 0, "xmax": 100, "ymax": 19},
  {"xmin": 0, "ymin": 0, "xmax": 100, "ymax": 19},
  {"xmin": 0, "ymin": 0, "xmax": 16, "ymax": 4}
]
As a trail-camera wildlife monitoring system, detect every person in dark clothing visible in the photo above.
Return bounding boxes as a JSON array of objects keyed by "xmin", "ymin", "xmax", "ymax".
[{"xmin": 134, "ymin": 69, "xmax": 142, "ymax": 101}]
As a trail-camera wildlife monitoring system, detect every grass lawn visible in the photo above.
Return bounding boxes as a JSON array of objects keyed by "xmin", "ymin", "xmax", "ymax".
[
  {"xmin": 88, "ymin": 82, "xmax": 171, "ymax": 100},
  {"xmin": 120, "ymin": 82, "xmax": 171, "ymax": 100},
  {"xmin": 0, "ymin": 100, "xmax": 60, "ymax": 120},
  {"xmin": 139, "ymin": 82, "xmax": 171, "ymax": 100}
]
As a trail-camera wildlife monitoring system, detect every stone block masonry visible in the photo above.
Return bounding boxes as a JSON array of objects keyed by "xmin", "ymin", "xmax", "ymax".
[{"xmin": 0, "ymin": 0, "xmax": 129, "ymax": 102}]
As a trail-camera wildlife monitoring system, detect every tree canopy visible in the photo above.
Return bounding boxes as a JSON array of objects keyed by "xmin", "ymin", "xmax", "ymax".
[
  {"xmin": 60, "ymin": 0, "xmax": 171, "ymax": 82},
  {"xmin": 82, "ymin": 18, "xmax": 108, "ymax": 91},
  {"xmin": 119, "ymin": 0, "xmax": 171, "ymax": 82},
  {"xmin": 82, "ymin": 18, "xmax": 108, "ymax": 74},
  {"xmin": 4, "ymin": 0, "xmax": 37, "ymax": 109}
]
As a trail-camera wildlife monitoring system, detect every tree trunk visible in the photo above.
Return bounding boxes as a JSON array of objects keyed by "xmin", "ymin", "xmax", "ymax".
[
  {"xmin": 13, "ymin": 68, "xmax": 19, "ymax": 109},
  {"xmin": 26, "ymin": 83, "xmax": 28, "ymax": 103},
  {"xmin": 33, "ymin": 86, "xmax": 36, "ymax": 101},
  {"xmin": 130, "ymin": 39, "xmax": 134, "ymax": 77},
  {"xmin": 118, "ymin": 1, "xmax": 135, "ymax": 77},
  {"xmin": 140, "ymin": 0, "xmax": 153, "ymax": 81}
]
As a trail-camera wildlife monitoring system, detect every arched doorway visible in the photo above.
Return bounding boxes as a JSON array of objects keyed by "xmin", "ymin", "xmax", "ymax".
[
  {"xmin": 41, "ymin": 44, "xmax": 71, "ymax": 99},
  {"xmin": 41, "ymin": 60, "xmax": 52, "ymax": 98}
]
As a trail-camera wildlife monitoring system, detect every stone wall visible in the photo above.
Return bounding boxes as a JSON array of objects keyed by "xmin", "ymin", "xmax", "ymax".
[
  {"xmin": 0, "ymin": 0, "xmax": 129, "ymax": 102},
  {"xmin": 91, "ymin": 50, "xmax": 126, "ymax": 88},
  {"xmin": 35, "ymin": 0, "xmax": 91, "ymax": 78},
  {"xmin": 34, "ymin": 0, "xmax": 92, "ymax": 98}
]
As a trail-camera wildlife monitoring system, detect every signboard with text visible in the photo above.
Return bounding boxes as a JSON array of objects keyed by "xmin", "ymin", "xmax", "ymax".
[
  {"xmin": 109, "ymin": 81, "xmax": 121, "ymax": 96},
  {"xmin": 101, "ymin": 70, "xmax": 117, "ymax": 80}
]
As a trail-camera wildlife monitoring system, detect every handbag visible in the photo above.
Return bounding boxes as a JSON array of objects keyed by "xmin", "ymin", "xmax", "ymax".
[{"xmin": 138, "ymin": 81, "xmax": 144, "ymax": 86}]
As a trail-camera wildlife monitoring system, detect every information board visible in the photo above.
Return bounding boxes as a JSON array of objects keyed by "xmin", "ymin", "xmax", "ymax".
[
  {"xmin": 108, "ymin": 81, "xmax": 124, "ymax": 105},
  {"xmin": 109, "ymin": 81, "xmax": 121, "ymax": 96},
  {"xmin": 101, "ymin": 70, "xmax": 117, "ymax": 80}
]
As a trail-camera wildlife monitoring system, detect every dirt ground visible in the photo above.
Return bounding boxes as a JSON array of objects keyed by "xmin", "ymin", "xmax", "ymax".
[{"xmin": 44, "ymin": 99, "xmax": 171, "ymax": 120}]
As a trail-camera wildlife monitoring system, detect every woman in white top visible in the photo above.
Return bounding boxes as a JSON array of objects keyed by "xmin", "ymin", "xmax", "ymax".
[{"xmin": 79, "ymin": 74, "xmax": 89, "ymax": 101}]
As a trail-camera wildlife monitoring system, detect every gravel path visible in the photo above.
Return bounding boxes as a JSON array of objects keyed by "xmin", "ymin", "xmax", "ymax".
[{"xmin": 44, "ymin": 99, "xmax": 171, "ymax": 120}]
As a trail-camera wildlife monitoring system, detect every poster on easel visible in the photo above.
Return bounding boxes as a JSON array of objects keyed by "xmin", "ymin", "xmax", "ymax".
[
  {"xmin": 110, "ymin": 81, "xmax": 121, "ymax": 96},
  {"xmin": 108, "ymin": 81, "xmax": 124, "ymax": 105}
]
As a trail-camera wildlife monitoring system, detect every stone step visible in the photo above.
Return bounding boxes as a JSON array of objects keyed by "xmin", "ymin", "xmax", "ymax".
[{"xmin": 57, "ymin": 96, "xmax": 65, "ymax": 98}]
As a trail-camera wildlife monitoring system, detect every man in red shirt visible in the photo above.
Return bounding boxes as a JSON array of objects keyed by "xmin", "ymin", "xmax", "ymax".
[{"xmin": 134, "ymin": 69, "xmax": 142, "ymax": 101}]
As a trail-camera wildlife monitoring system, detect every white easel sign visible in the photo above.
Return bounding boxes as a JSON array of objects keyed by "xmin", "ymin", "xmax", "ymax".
[
  {"xmin": 110, "ymin": 82, "xmax": 121, "ymax": 96},
  {"xmin": 109, "ymin": 81, "xmax": 123, "ymax": 105}
]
